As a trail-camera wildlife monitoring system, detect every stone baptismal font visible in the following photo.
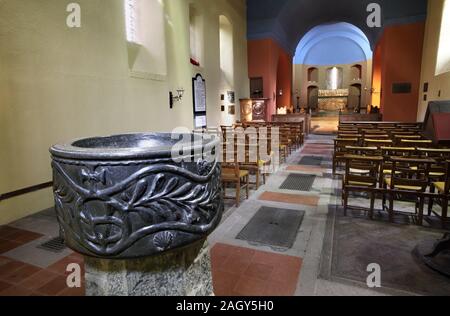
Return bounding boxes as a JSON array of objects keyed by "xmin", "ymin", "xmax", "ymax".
[{"xmin": 50, "ymin": 133, "xmax": 223, "ymax": 296}]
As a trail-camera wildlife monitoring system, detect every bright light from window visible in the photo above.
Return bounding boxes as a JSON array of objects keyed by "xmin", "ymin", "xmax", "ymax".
[
  {"xmin": 436, "ymin": 0, "xmax": 450, "ymax": 75},
  {"xmin": 330, "ymin": 67, "xmax": 339, "ymax": 90},
  {"xmin": 125, "ymin": 0, "xmax": 139, "ymax": 43}
]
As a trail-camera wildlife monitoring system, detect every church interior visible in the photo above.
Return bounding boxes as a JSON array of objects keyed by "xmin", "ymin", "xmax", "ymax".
[{"xmin": 1, "ymin": 0, "xmax": 450, "ymax": 297}]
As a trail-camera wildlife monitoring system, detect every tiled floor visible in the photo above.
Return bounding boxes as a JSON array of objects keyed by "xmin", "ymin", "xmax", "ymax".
[
  {"xmin": 0, "ymin": 252, "xmax": 85, "ymax": 296},
  {"xmin": 211, "ymin": 243, "xmax": 302, "ymax": 296},
  {"xmin": 0, "ymin": 133, "xmax": 354, "ymax": 296},
  {"xmin": 2, "ymin": 131, "xmax": 448, "ymax": 296}
]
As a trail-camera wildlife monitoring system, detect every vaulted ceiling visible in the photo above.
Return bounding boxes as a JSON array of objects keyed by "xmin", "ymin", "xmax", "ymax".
[
  {"xmin": 247, "ymin": 0, "xmax": 428, "ymax": 54},
  {"xmin": 294, "ymin": 22, "xmax": 373, "ymax": 65}
]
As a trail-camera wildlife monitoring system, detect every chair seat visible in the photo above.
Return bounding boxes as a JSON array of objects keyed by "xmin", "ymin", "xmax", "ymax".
[
  {"xmin": 383, "ymin": 169, "xmax": 401, "ymax": 175},
  {"xmin": 348, "ymin": 181, "xmax": 375, "ymax": 187},
  {"xmin": 258, "ymin": 159, "xmax": 270, "ymax": 167},
  {"xmin": 350, "ymin": 168, "xmax": 370, "ymax": 174},
  {"xmin": 434, "ymin": 182, "xmax": 447, "ymax": 194},
  {"xmin": 409, "ymin": 167, "xmax": 445, "ymax": 177},
  {"xmin": 222, "ymin": 169, "xmax": 249, "ymax": 180},
  {"xmin": 384, "ymin": 178, "xmax": 422, "ymax": 191}
]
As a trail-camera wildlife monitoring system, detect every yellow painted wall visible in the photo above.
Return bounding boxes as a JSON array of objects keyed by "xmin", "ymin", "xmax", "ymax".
[
  {"xmin": 0, "ymin": 0, "xmax": 249, "ymax": 225},
  {"xmin": 417, "ymin": 0, "xmax": 450, "ymax": 120}
]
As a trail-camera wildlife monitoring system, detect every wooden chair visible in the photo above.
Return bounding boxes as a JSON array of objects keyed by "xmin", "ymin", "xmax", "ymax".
[
  {"xmin": 429, "ymin": 161, "xmax": 450, "ymax": 228},
  {"xmin": 221, "ymin": 149, "xmax": 250, "ymax": 207},
  {"xmin": 379, "ymin": 147, "xmax": 417, "ymax": 186},
  {"xmin": 382, "ymin": 157, "xmax": 433, "ymax": 225},
  {"xmin": 364, "ymin": 139, "xmax": 393, "ymax": 148},
  {"xmin": 342, "ymin": 155, "xmax": 383, "ymax": 219},
  {"xmin": 400, "ymin": 139, "xmax": 433, "ymax": 148},
  {"xmin": 333, "ymin": 138, "xmax": 360, "ymax": 174}
]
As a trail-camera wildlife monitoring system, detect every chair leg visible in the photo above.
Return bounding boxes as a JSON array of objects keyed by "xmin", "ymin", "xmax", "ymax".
[
  {"xmin": 428, "ymin": 185, "xmax": 435, "ymax": 216},
  {"xmin": 442, "ymin": 197, "xmax": 448, "ymax": 229},
  {"xmin": 389, "ymin": 193, "xmax": 394, "ymax": 223},
  {"xmin": 343, "ymin": 188, "xmax": 348, "ymax": 216},
  {"xmin": 418, "ymin": 197, "xmax": 425, "ymax": 226},
  {"xmin": 236, "ymin": 179, "xmax": 241, "ymax": 207},
  {"xmin": 246, "ymin": 176, "xmax": 250, "ymax": 199},
  {"xmin": 369, "ymin": 192, "xmax": 375, "ymax": 220}
]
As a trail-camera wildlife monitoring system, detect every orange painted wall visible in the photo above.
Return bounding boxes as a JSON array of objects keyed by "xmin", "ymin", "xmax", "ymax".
[
  {"xmin": 276, "ymin": 50, "xmax": 293, "ymax": 108},
  {"xmin": 371, "ymin": 40, "xmax": 383, "ymax": 108},
  {"xmin": 376, "ymin": 22, "xmax": 425, "ymax": 122},
  {"xmin": 248, "ymin": 39, "xmax": 293, "ymax": 121}
]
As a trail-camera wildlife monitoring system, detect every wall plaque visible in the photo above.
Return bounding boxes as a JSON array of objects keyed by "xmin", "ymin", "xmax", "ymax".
[{"xmin": 193, "ymin": 74, "xmax": 207, "ymax": 113}]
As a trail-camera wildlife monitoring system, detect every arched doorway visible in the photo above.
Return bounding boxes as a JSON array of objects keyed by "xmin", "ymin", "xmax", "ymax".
[
  {"xmin": 348, "ymin": 83, "xmax": 362, "ymax": 112},
  {"xmin": 307, "ymin": 86, "xmax": 319, "ymax": 111}
]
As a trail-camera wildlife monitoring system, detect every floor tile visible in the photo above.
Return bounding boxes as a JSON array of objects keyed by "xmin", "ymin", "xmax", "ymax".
[
  {"xmin": 35, "ymin": 275, "xmax": 68, "ymax": 296},
  {"xmin": 0, "ymin": 285, "xmax": 33, "ymax": 296},
  {"xmin": 244, "ymin": 262, "xmax": 274, "ymax": 281},
  {"xmin": 233, "ymin": 277, "xmax": 268, "ymax": 296},
  {"xmin": 259, "ymin": 192, "xmax": 319, "ymax": 206},
  {"xmin": 3, "ymin": 236, "xmax": 73, "ymax": 268},
  {"xmin": 0, "ymin": 239, "xmax": 22, "ymax": 254},
  {"xmin": 18, "ymin": 269, "xmax": 60, "ymax": 291},
  {"xmin": 2, "ymin": 264, "xmax": 41, "ymax": 284},
  {"xmin": 0, "ymin": 280, "xmax": 12, "ymax": 292}
]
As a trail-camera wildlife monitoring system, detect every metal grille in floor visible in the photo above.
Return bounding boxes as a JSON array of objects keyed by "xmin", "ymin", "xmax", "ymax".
[
  {"xmin": 280, "ymin": 174, "xmax": 316, "ymax": 191},
  {"xmin": 299, "ymin": 156, "xmax": 323, "ymax": 166},
  {"xmin": 37, "ymin": 237, "xmax": 66, "ymax": 253},
  {"xmin": 236, "ymin": 207, "xmax": 305, "ymax": 249}
]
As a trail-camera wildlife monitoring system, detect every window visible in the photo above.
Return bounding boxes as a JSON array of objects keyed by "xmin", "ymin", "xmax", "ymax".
[
  {"xmin": 190, "ymin": 5, "xmax": 203, "ymax": 65},
  {"xmin": 327, "ymin": 67, "xmax": 343, "ymax": 90},
  {"xmin": 436, "ymin": 0, "xmax": 450, "ymax": 75},
  {"xmin": 125, "ymin": 0, "xmax": 139, "ymax": 43},
  {"xmin": 124, "ymin": 0, "xmax": 167, "ymax": 78},
  {"xmin": 219, "ymin": 15, "xmax": 234, "ymax": 87}
]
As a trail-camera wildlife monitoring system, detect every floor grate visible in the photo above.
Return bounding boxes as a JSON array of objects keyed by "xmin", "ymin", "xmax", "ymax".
[
  {"xmin": 299, "ymin": 156, "xmax": 323, "ymax": 166},
  {"xmin": 37, "ymin": 237, "xmax": 66, "ymax": 253},
  {"xmin": 280, "ymin": 174, "xmax": 316, "ymax": 191},
  {"xmin": 236, "ymin": 207, "xmax": 305, "ymax": 249}
]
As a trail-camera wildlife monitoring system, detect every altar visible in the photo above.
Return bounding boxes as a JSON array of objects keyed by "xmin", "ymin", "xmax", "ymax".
[{"xmin": 318, "ymin": 89, "xmax": 349, "ymax": 112}]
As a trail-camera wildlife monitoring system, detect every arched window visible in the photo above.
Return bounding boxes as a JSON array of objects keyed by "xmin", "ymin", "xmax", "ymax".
[
  {"xmin": 351, "ymin": 64, "xmax": 362, "ymax": 80},
  {"xmin": 124, "ymin": 0, "xmax": 167, "ymax": 78},
  {"xmin": 219, "ymin": 15, "xmax": 234, "ymax": 88},
  {"xmin": 326, "ymin": 67, "xmax": 343, "ymax": 90},
  {"xmin": 307, "ymin": 67, "xmax": 319, "ymax": 82},
  {"xmin": 436, "ymin": 0, "xmax": 450, "ymax": 75},
  {"xmin": 189, "ymin": 5, "xmax": 204, "ymax": 66}
]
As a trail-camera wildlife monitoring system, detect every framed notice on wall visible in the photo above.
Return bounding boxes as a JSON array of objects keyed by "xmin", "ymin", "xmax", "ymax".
[
  {"xmin": 192, "ymin": 73, "xmax": 207, "ymax": 128},
  {"xmin": 193, "ymin": 74, "xmax": 207, "ymax": 113}
]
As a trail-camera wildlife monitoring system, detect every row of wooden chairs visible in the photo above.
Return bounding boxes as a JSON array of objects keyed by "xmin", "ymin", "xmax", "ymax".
[
  {"xmin": 342, "ymin": 155, "xmax": 450, "ymax": 228},
  {"xmin": 196, "ymin": 123, "xmax": 304, "ymax": 206}
]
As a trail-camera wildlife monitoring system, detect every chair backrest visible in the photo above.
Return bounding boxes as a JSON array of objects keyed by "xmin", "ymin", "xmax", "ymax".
[
  {"xmin": 335, "ymin": 138, "xmax": 360, "ymax": 152},
  {"xmin": 364, "ymin": 139, "xmax": 393, "ymax": 148},
  {"xmin": 400, "ymin": 139, "xmax": 433, "ymax": 148},
  {"xmin": 444, "ymin": 161, "xmax": 450, "ymax": 194},
  {"xmin": 344, "ymin": 155, "xmax": 383, "ymax": 187},
  {"xmin": 390, "ymin": 157, "xmax": 434, "ymax": 192},
  {"xmin": 345, "ymin": 146, "xmax": 379, "ymax": 156}
]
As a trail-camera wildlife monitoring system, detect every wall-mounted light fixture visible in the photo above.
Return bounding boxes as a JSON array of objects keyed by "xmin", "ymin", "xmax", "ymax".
[{"xmin": 169, "ymin": 88, "xmax": 185, "ymax": 109}]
